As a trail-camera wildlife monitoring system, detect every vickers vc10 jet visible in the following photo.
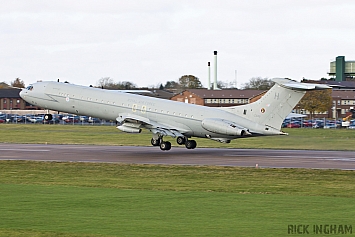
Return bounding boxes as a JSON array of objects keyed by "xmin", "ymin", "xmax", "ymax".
[{"xmin": 20, "ymin": 78, "xmax": 330, "ymax": 151}]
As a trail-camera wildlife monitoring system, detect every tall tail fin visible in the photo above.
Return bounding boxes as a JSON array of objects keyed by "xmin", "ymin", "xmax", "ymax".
[{"xmin": 222, "ymin": 78, "xmax": 331, "ymax": 130}]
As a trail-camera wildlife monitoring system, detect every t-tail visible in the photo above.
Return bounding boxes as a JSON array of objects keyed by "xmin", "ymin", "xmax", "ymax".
[{"xmin": 222, "ymin": 78, "xmax": 331, "ymax": 132}]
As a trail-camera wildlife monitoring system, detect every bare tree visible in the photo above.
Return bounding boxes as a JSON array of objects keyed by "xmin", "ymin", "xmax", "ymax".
[
  {"xmin": 96, "ymin": 77, "xmax": 115, "ymax": 88},
  {"xmin": 241, "ymin": 77, "xmax": 274, "ymax": 90},
  {"xmin": 96, "ymin": 77, "xmax": 137, "ymax": 90},
  {"xmin": 11, "ymin": 77, "xmax": 25, "ymax": 88}
]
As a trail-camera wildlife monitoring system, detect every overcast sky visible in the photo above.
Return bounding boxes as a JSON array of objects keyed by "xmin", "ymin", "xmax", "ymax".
[{"xmin": 1, "ymin": 0, "xmax": 355, "ymax": 88}]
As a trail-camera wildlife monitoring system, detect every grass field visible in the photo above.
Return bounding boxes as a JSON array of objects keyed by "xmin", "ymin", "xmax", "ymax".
[
  {"xmin": 1, "ymin": 124, "xmax": 355, "ymax": 236},
  {"xmin": 1, "ymin": 161, "xmax": 355, "ymax": 236},
  {"xmin": 1, "ymin": 124, "xmax": 355, "ymax": 150}
]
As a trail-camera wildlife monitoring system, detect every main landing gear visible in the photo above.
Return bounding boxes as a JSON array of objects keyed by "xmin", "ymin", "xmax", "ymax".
[
  {"xmin": 151, "ymin": 138, "xmax": 171, "ymax": 151},
  {"xmin": 151, "ymin": 136, "xmax": 197, "ymax": 151}
]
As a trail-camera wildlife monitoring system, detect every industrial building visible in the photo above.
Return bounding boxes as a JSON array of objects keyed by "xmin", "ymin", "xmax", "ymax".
[{"xmin": 329, "ymin": 56, "xmax": 355, "ymax": 81}]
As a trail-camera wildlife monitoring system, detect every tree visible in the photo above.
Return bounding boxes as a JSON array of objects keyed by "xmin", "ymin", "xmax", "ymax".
[
  {"xmin": 96, "ymin": 77, "xmax": 136, "ymax": 90},
  {"xmin": 178, "ymin": 75, "xmax": 203, "ymax": 89},
  {"xmin": 0, "ymin": 82, "xmax": 10, "ymax": 89},
  {"xmin": 216, "ymin": 81, "xmax": 227, "ymax": 89},
  {"xmin": 97, "ymin": 77, "xmax": 115, "ymax": 88},
  {"xmin": 241, "ymin": 77, "xmax": 274, "ymax": 90},
  {"xmin": 11, "ymin": 77, "xmax": 25, "ymax": 88},
  {"xmin": 117, "ymin": 81, "xmax": 136, "ymax": 90},
  {"xmin": 298, "ymin": 89, "xmax": 332, "ymax": 118},
  {"xmin": 164, "ymin": 81, "xmax": 180, "ymax": 90}
]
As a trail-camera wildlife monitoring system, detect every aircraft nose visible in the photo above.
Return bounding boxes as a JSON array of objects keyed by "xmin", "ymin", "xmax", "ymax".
[{"xmin": 19, "ymin": 90, "xmax": 25, "ymax": 99}]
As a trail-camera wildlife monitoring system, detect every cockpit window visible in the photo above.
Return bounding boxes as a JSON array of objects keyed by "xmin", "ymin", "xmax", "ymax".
[{"xmin": 26, "ymin": 85, "xmax": 33, "ymax": 91}]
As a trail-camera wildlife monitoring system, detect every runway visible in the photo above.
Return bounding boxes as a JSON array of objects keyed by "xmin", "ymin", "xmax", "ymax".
[{"xmin": 1, "ymin": 143, "xmax": 355, "ymax": 170}]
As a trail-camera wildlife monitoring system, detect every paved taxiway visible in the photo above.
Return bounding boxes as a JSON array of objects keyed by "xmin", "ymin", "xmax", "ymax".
[{"xmin": 1, "ymin": 143, "xmax": 355, "ymax": 169}]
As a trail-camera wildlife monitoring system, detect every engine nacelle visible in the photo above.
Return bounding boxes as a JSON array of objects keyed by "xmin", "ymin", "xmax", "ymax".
[
  {"xmin": 201, "ymin": 118, "xmax": 250, "ymax": 136},
  {"xmin": 116, "ymin": 125, "xmax": 142, "ymax": 133}
]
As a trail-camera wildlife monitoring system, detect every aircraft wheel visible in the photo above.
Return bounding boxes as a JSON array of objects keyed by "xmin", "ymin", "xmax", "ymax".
[
  {"xmin": 44, "ymin": 114, "xmax": 53, "ymax": 121},
  {"xmin": 185, "ymin": 140, "xmax": 197, "ymax": 149},
  {"xmin": 151, "ymin": 138, "xmax": 160, "ymax": 146},
  {"xmin": 160, "ymin": 141, "xmax": 171, "ymax": 151},
  {"xmin": 176, "ymin": 136, "xmax": 186, "ymax": 145}
]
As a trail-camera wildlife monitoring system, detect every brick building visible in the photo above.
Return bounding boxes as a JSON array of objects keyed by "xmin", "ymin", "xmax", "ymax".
[
  {"xmin": 0, "ymin": 89, "xmax": 25, "ymax": 110},
  {"xmin": 170, "ymin": 89, "xmax": 265, "ymax": 107},
  {"xmin": 330, "ymin": 90, "xmax": 355, "ymax": 119},
  {"xmin": 0, "ymin": 88, "xmax": 41, "ymax": 110}
]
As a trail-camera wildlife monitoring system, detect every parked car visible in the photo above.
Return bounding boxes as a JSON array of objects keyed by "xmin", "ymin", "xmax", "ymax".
[
  {"xmin": 324, "ymin": 122, "xmax": 337, "ymax": 129},
  {"xmin": 62, "ymin": 115, "xmax": 80, "ymax": 123},
  {"xmin": 302, "ymin": 120, "xmax": 313, "ymax": 127},
  {"xmin": 287, "ymin": 122, "xmax": 300, "ymax": 128},
  {"xmin": 312, "ymin": 121, "xmax": 324, "ymax": 128},
  {"xmin": 26, "ymin": 115, "xmax": 44, "ymax": 123},
  {"xmin": 88, "ymin": 117, "xmax": 101, "ymax": 123}
]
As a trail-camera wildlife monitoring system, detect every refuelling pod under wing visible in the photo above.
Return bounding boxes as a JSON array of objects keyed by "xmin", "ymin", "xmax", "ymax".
[
  {"xmin": 116, "ymin": 123, "xmax": 142, "ymax": 133},
  {"xmin": 201, "ymin": 118, "xmax": 251, "ymax": 136}
]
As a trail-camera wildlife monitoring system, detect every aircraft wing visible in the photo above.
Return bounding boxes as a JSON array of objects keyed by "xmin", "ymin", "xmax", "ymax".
[
  {"xmin": 116, "ymin": 113, "xmax": 190, "ymax": 138},
  {"xmin": 116, "ymin": 90, "xmax": 154, "ymax": 95}
]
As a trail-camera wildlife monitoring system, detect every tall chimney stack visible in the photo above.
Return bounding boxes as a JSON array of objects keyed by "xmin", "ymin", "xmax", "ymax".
[
  {"xmin": 213, "ymin": 51, "xmax": 217, "ymax": 90},
  {"xmin": 207, "ymin": 62, "xmax": 211, "ymax": 90}
]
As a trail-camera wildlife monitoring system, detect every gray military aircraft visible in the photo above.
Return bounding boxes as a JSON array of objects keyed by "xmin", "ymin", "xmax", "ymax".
[{"xmin": 20, "ymin": 78, "xmax": 330, "ymax": 151}]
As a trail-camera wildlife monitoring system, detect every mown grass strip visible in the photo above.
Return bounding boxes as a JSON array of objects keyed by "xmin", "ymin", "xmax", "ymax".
[
  {"xmin": 1, "ymin": 161, "xmax": 355, "ymax": 236},
  {"xmin": 1, "ymin": 184, "xmax": 354, "ymax": 237},
  {"xmin": 1, "ymin": 124, "xmax": 355, "ymax": 150},
  {"xmin": 1, "ymin": 161, "xmax": 355, "ymax": 197}
]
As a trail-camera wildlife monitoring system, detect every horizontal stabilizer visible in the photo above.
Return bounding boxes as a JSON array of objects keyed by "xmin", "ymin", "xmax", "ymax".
[{"xmin": 272, "ymin": 78, "xmax": 331, "ymax": 91}]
